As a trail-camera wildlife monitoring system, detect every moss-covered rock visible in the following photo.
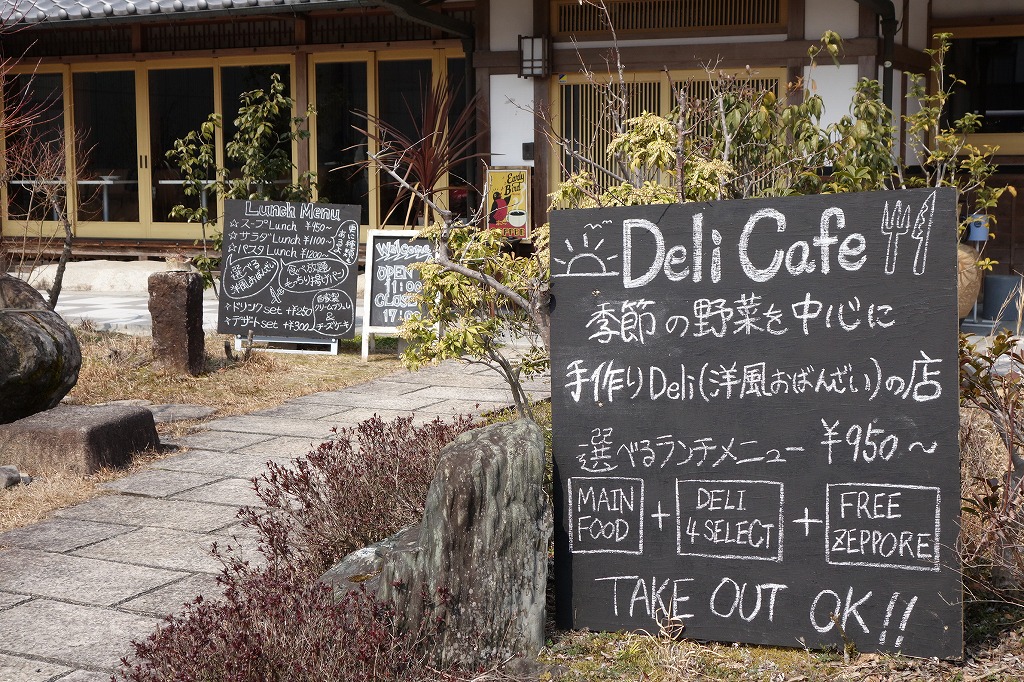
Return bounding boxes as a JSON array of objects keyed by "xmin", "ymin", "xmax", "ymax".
[{"xmin": 0, "ymin": 274, "xmax": 81, "ymax": 424}]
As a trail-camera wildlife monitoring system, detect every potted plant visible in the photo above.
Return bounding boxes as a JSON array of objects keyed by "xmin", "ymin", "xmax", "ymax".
[{"xmin": 958, "ymin": 213, "xmax": 991, "ymax": 320}]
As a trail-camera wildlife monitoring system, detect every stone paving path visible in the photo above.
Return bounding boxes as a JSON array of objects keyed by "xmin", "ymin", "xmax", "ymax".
[{"xmin": 0, "ymin": 361, "xmax": 550, "ymax": 681}]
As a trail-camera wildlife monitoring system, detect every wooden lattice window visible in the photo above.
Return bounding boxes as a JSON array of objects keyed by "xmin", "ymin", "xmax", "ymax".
[
  {"xmin": 559, "ymin": 79, "xmax": 662, "ymax": 182},
  {"xmin": 555, "ymin": 71, "xmax": 783, "ymax": 195},
  {"xmin": 143, "ymin": 18, "xmax": 295, "ymax": 52},
  {"xmin": 554, "ymin": 0, "xmax": 786, "ymax": 38},
  {"xmin": 675, "ymin": 75, "xmax": 780, "ymax": 136},
  {"xmin": 310, "ymin": 8, "xmax": 474, "ymax": 44},
  {"xmin": 4, "ymin": 26, "xmax": 133, "ymax": 58}
]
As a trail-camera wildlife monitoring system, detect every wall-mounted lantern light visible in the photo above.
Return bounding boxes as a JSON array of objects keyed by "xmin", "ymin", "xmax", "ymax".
[{"xmin": 518, "ymin": 35, "xmax": 550, "ymax": 78}]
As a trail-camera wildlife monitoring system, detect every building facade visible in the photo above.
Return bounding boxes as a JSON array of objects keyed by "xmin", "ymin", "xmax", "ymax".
[{"xmin": 1, "ymin": 0, "xmax": 1022, "ymax": 272}]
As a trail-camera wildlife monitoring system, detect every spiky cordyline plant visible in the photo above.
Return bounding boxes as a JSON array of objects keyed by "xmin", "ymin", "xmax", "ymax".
[{"xmin": 352, "ymin": 74, "xmax": 485, "ymax": 226}]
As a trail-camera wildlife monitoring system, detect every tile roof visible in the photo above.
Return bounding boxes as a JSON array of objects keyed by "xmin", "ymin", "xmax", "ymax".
[{"xmin": 4, "ymin": 0, "xmax": 359, "ymax": 25}]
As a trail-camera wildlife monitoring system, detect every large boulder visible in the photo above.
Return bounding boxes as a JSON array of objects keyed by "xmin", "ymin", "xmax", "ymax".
[
  {"xmin": 323, "ymin": 418, "xmax": 551, "ymax": 670},
  {"xmin": 0, "ymin": 274, "xmax": 81, "ymax": 424}
]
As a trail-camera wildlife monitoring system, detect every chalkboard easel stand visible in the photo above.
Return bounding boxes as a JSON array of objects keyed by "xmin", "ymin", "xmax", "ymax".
[
  {"xmin": 361, "ymin": 328, "xmax": 410, "ymax": 361},
  {"xmin": 234, "ymin": 334, "xmax": 339, "ymax": 355},
  {"xmin": 361, "ymin": 331, "xmax": 380, "ymax": 361}
]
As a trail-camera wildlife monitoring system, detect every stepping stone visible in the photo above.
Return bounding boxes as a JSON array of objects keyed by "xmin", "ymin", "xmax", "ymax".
[
  {"xmin": 100, "ymin": 400, "xmax": 217, "ymax": 423},
  {"xmin": 149, "ymin": 404, "xmax": 217, "ymax": 423},
  {"xmin": 0, "ymin": 404, "xmax": 158, "ymax": 475},
  {"xmin": 0, "ymin": 600, "xmax": 158, "ymax": 670}
]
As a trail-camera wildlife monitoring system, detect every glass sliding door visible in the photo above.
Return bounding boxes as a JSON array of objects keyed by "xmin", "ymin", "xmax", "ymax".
[
  {"xmin": 148, "ymin": 67, "xmax": 214, "ymax": 223},
  {"xmin": 73, "ymin": 70, "xmax": 139, "ymax": 223},
  {"xmin": 4, "ymin": 72, "xmax": 67, "ymax": 224},
  {"xmin": 446, "ymin": 56, "xmax": 473, "ymax": 221},
  {"xmin": 314, "ymin": 61, "xmax": 368, "ymax": 223},
  {"xmin": 377, "ymin": 59, "xmax": 431, "ymax": 226},
  {"xmin": 221, "ymin": 64, "xmax": 292, "ymax": 197}
]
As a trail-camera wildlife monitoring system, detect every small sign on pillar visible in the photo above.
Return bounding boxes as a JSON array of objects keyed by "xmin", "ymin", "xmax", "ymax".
[{"xmin": 486, "ymin": 167, "xmax": 531, "ymax": 239}]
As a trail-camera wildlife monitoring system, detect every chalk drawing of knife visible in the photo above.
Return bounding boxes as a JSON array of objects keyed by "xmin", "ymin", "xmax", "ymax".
[{"xmin": 911, "ymin": 190, "xmax": 936, "ymax": 276}]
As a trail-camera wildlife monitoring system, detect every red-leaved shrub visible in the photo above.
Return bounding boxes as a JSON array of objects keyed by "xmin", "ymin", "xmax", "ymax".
[
  {"xmin": 116, "ymin": 563, "xmax": 454, "ymax": 682},
  {"xmin": 115, "ymin": 413, "xmax": 479, "ymax": 682},
  {"xmin": 241, "ymin": 412, "xmax": 478, "ymax": 577}
]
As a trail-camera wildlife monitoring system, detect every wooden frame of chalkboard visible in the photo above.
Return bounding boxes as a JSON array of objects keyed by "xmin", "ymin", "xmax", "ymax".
[
  {"xmin": 232, "ymin": 334, "xmax": 339, "ymax": 355},
  {"xmin": 218, "ymin": 199, "xmax": 361, "ymax": 352},
  {"xmin": 360, "ymin": 229, "xmax": 433, "ymax": 360},
  {"xmin": 549, "ymin": 188, "xmax": 963, "ymax": 659}
]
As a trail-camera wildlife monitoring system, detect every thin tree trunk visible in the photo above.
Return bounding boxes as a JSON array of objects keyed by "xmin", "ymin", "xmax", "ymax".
[{"xmin": 47, "ymin": 198, "xmax": 73, "ymax": 310}]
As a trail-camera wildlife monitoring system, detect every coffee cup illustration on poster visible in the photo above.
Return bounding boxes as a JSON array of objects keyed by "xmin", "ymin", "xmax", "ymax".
[{"xmin": 486, "ymin": 167, "xmax": 531, "ymax": 239}]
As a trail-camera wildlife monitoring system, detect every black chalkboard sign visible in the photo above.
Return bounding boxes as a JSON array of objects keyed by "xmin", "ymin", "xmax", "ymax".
[
  {"xmin": 363, "ymin": 230, "xmax": 431, "ymax": 328},
  {"xmin": 550, "ymin": 188, "xmax": 962, "ymax": 659},
  {"xmin": 217, "ymin": 199, "xmax": 360, "ymax": 339},
  {"xmin": 360, "ymin": 230, "xmax": 432, "ymax": 360}
]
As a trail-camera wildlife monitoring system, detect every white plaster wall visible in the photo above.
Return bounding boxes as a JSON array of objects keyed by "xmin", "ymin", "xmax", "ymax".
[
  {"xmin": 890, "ymin": 70, "xmax": 910, "ymax": 165},
  {"xmin": 489, "ymin": 0, "xmax": 532, "ymax": 52},
  {"xmin": 805, "ymin": 0, "xmax": 861, "ymax": 41},
  {"xmin": 903, "ymin": 0, "xmax": 931, "ymax": 51},
  {"xmin": 804, "ymin": 64, "xmax": 860, "ymax": 129},
  {"xmin": 489, "ymin": 74, "xmax": 536, "ymax": 167},
  {"xmin": 900, "ymin": 71, "xmax": 924, "ymax": 167},
  {"xmin": 932, "ymin": 0, "xmax": 1024, "ymax": 18}
]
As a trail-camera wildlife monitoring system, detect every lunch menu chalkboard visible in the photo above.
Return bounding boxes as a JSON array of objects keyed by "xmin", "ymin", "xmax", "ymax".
[
  {"xmin": 550, "ymin": 188, "xmax": 962, "ymax": 658},
  {"xmin": 218, "ymin": 199, "xmax": 360, "ymax": 339}
]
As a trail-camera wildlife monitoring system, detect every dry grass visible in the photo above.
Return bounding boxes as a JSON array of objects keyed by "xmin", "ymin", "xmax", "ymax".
[
  {"xmin": 960, "ymin": 408, "xmax": 1008, "ymax": 558},
  {"xmin": 960, "ymin": 408, "xmax": 1009, "ymax": 484},
  {"xmin": 0, "ymin": 445, "xmax": 195, "ymax": 536},
  {"xmin": 66, "ymin": 325, "xmax": 404, "ymax": 417},
  {"xmin": 0, "ymin": 466, "xmax": 107, "ymax": 534},
  {"xmin": 0, "ymin": 325, "xmax": 405, "ymax": 536},
  {"xmin": 540, "ymin": 623, "xmax": 1024, "ymax": 681}
]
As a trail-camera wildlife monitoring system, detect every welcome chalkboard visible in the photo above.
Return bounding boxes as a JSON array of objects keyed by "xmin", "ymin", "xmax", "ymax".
[
  {"xmin": 360, "ymin": 230, "xmax": 432, "ymax": 360},
  {"xmin": 363, "ymin": 230, "xmax": 431, "ymax": 328},
  {"xmin": 550, "ymin": 188, "xmax": 962, "ymax": 658},
  {"xmin": 218, "ymin": 199, "xmax": 360, "ymax": 339}
]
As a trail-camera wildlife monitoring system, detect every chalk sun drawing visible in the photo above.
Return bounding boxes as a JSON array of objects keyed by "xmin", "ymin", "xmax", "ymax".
[{"xmin": 553, "ymin": 220, "xmax": 620, "ymax": 278}]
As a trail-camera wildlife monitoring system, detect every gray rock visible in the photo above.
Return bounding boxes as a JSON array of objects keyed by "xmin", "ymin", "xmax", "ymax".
[
  {"xmin": 321, "ymin": 527, "xmax": 414, "ymax": 589},
  {"xmin": 0, "ymin": 465, "xmax": 31, "ymax": 488},
  {"xmin": 0, "ymin": 273, "xmax": 81, "ymax": 424},
  {"xmin": 323, "ymin": 419, "xmax": 551, "ymax": 670},
  {"xmin": 148, "ymin": 271, "xmax": 205, "ymax": 376},
  {"xmin": 0, "ymin": 404, "xmax": 159, "ymax": 474}
]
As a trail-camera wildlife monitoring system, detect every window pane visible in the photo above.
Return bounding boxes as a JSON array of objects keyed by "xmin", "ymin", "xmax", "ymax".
[
  {"xmin": 5, "ymin": 73, "xmax": 66, "ymax": 222},
  {"xmin": 149, "ymin": 67, "xmax": 215, "ymax": 222},
  {"xmin": 377, "ymin": 59, "xmax": 431, "ymax": 226},
  {"xmin": 221, "ymin": 64, "xmax": 291, "ymax": 184},
  {"xmin": 949, "ymin": 37, "xmax": 1024, "ymax": 134},
  {"xmin": 73, "ymin": 71, "xmax": 139, "ymax": 222},
  {"xmin": 446, "ymin": 57, "xmax": 473, "ymax": 221},
  {"xmin": 314, "ymin": 61, "xmax": 368, "ymax": 223}
]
